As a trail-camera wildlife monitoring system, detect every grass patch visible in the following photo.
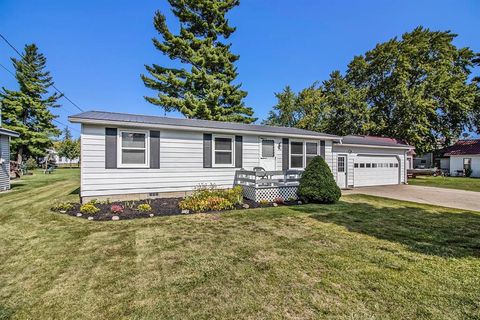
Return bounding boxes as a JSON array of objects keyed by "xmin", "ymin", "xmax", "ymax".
[
  {"xmin": 0, "ymin": 169, "xmax": 479, "ymax": 319},
  {"xmin": 408, "ymin": 175, "xmax": 480, "ymax": 192}
]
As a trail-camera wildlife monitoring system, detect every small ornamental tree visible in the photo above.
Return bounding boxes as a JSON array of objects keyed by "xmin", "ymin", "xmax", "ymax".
[{"xmin": 298, "ymin": 156, "xmax": 341, "ymax": 203}]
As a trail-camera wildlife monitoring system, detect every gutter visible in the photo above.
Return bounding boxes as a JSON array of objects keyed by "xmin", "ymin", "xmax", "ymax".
[
  {"xmin": 336, "ymin": 143, "xmax": 413, "ymax": 150},
  {"xmin": 69, "ymin": 117, "xmax": 343, "ymax": 141}
]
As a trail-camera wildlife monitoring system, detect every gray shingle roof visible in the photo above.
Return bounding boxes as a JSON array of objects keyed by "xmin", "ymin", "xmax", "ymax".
[
  {"xmin": 0, "ymin": 127, "xmax": 20, "ymax": 137},
  {"xmin": 69, "ymin": 111, "xmax": 341, "ymax": 139},
  {"xmin": 340, "ymin": 135, "xmax": 413, "ymax": 148}
]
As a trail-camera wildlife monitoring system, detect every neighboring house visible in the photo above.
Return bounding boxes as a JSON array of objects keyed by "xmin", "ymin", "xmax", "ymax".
[
  {"xmin": 0, "ymin": 127, "xmax": 20, "ymax": 191},
  {"xmin": 69, "ymin": 111, "xmax": 413, "ymax": 202},
  {"xmin": 46, "ymin": 148, "xmax": 80, "ymax": 166},
  {"xmin": 413, "ymin": 152, "xmax": 434, "ymax": 169},
  {"xmin": 439, "ymin": 139, "xmax": 480, "ymax": 177}
]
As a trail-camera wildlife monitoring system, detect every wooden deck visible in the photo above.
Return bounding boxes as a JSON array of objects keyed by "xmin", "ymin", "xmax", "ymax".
[{"xmin": 234, "ymin": 169, "xmax": 303, "ymax": 202}]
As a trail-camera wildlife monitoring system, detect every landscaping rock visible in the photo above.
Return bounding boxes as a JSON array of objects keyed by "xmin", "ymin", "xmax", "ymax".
[
  {"xmin": 181, "ymin": 209, "xmax": 190, "ymax": 214},
  {"xmin": 60, "ymin": 210, "xmax": 67, "ymax": 214},
  {"xmin": 87, "ymin": 216, "xmax": 94, "ymax": 221},
  {"xmin": 149, "ymin": 213, "xmax": 154, "ymax": 217},
  {"xmin": 76, "ymin": 213, "xmax": 82, "ymax": 217},
  {"xmin": 242, "ymin": 204, "xmax": 250, "ymax": 209},
  {"xmin": 272, "ymin": 203, "xmax": 278, "ymax": 207},
  {"xmin": 297, "ymin": 201, "xmax": 303, "ymax": 205},
  {"xmin": 112, "ymin": 216, "xmax": 120, "ymax": 221}
]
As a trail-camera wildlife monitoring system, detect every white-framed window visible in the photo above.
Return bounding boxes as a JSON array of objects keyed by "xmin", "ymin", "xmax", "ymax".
[
  {"xmin": 306, "ymin": 142, "xmax": 318, "ymax": 166},
  {"xmin": 290, "ymin": 140, "xmax": 319, "ymax": 169},
  {"xmin": 212, "ymin": 135, "xmax": 235, "ymax": 167},
  {"xmin": 118, "ymin": 129, "xmax": 149, "ymax": 168},
  {"xmin": 290, "ymin": 141, "xmax": 304, "ymax": 168}
]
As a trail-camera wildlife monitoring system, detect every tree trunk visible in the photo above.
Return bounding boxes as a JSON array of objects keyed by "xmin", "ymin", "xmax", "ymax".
[{"xmin": 16, "ymin": 147, "xmax": 23, "ymax": 166}]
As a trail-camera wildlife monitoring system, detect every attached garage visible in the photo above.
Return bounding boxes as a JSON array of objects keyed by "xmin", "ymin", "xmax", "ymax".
[
  {"xmin": 332, "ymin": 135, "xmax": 413, "ymax": 189},
  {"xmin": 353, "ymin": 155, "xmax": 400, "ymax": 187}
]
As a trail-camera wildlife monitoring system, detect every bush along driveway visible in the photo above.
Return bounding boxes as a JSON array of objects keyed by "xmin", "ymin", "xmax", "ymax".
[{"xmin": 0, "ymin": 169, "xmax": 479, "ymax": 319}]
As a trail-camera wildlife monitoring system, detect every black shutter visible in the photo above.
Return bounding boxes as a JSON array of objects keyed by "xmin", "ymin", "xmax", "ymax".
[
  {"xmin": 105, "ymin": 128, "xmax": 117, "ymax": 169},
  {"xmin": 235, "ymin": 136, "xmax": 243, "ymax": 168},
  {"xmin": 282, "ymin": 138, "xmax": 289, "ymax": 170},
  {"xmin": 320, "ymin": 140, "xmax": 325, "ymax": 159},
  {"xmin": 150, "ymin": 130, "xmax": 160, "ymax": 169},
  {"xmin": 203, "ymin": 133, "xmax": 212, "ymax": 168}
]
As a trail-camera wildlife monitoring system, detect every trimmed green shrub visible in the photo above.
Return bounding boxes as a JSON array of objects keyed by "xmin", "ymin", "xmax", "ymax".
[
  {"xmin": 80, "ymin": 203, "xmax": 100, "ymax": 214},
  {"xmin": 298, "ymin": 156, "xmax": 341, "ymax": 203}
]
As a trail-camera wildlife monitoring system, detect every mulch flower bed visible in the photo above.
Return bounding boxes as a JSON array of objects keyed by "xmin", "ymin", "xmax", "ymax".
[{"xmin": 53, "ymin": 198, "xmax": 302, "ymax": 221}]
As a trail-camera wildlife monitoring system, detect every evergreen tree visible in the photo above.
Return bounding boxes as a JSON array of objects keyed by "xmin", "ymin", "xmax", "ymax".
[
  {"xmin": 142, "ymin": 0, "xmax": 256, "ymax": 123},
  {"xmin": 262, "ymin": 86, "xmax": 299, "ymax": 127},
  {"xmin": 62, "ymin": 127, "xmax": 72, "ymax": 141},
  {"xmin": 0, "ymin": 44, "xmax": 61, "ymax": 163}
]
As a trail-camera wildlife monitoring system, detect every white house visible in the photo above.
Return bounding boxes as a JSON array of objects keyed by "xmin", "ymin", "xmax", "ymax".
[
  {"xmin": 0, "ymin": 127, "xmax": 20, "ymax": 191},
  {"xmin": 440, "ymin": 139, "xmax": 480, "ymax": 177},
  {"xmin": 69, "ymin": 111, "xmax": 413, "ymax": 202}
]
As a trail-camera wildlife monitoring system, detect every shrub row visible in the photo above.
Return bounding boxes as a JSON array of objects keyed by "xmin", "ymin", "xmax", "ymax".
[{"xmin": 179, "ymin": 185, "xmax": 243, "ymax": 212}]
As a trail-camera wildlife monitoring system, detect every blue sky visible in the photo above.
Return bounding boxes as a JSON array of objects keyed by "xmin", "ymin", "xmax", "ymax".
[{"xmin": 1, "ymin": 0, "xmax": 479, "ymax": 137}]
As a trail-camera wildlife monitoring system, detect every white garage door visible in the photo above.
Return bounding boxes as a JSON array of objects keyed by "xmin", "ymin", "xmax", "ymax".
[{"xmin": 354, "ymin": 156, "xmax": 400, "ymax": 187}]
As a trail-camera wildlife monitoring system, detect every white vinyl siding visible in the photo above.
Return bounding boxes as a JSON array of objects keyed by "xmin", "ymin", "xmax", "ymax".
[
  {"xmin": 80, "ymin": 125, "xmax": 333, "ymax": 198},
  {"xmin": 0, "ymin": 135, "xmax": 10, "ymax": 191},
  {"xmin": 449, "ymin": 155, "xmax": 480, "ymax": 177}
]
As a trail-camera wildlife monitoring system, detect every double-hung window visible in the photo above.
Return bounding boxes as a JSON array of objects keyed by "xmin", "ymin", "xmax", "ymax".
[
  {"xmin": 290, "ymin": 141, "xmax": 304, "ymax": 168},
  {"xmin": 306, "ymin": 142, "xmax": 318, "ymax": 166},
  {"xmin": 119, "ymin": 130, "xmax": 149, "ymax": 167},
  {"xmin": 213, "ymin": 135, "xmax": 234, "ymax": 167},
  {"xmin": 290, "ymin": 141, "xmax": 320, "ymax": 169}
]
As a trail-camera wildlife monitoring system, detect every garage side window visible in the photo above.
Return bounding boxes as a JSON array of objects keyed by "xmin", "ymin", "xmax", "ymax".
[{"xmin": 290, "ymin": 142, "xmax": 303, "ymax": 168}]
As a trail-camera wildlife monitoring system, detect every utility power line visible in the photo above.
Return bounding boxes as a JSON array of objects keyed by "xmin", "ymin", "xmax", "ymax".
[
  {"xmin": 53, "ymin": 119, "xmax": 81, "ymax": 133},
  {"xmin": 0, "ymin": 33, "xmax": 85, "ymax": 113},
  {"xmin": 0, "ymin": 62, "xmax": 15, "ymax": 77}
]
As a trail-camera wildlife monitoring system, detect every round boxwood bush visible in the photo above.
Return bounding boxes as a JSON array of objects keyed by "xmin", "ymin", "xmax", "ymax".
[{"xmin": 297, "ymin": 156, "xmax": 341, "ymax": 203}]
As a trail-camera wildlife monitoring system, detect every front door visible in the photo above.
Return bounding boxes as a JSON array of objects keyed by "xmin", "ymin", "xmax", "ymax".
[
  {"xmin": 336, "ymin": 155, "xmax": 347, "ymax": 189},
  {"xmin": 259, "ymin": 138, "xmax": 276, "ymax": 171}
]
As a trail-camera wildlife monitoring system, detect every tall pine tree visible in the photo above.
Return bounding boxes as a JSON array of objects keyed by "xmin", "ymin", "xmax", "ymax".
[
  {"xmin": 0, "ymin": 44, "xmax": 61, "ymax": 163},
  {"xmin": 141, "ymin": 0, "xmax": 256, "ymax": 123}
]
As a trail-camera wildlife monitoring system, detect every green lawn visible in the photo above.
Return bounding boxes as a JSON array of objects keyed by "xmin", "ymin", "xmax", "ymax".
[
  {"xmin": 408, "ymin": 175, "xmax": 480, "ymax": 192},
  {"xmin": 1, "ymin": 169, "xmax": 479, "ymax": 319}
]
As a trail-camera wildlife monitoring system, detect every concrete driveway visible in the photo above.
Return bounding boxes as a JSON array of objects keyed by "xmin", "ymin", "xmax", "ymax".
[{"xmin": 343, "ymin": 185, "xmax": 480, "ymax": 212}]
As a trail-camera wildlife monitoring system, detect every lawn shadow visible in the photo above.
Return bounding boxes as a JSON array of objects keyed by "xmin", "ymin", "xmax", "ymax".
[
  {"xmin": 70, "ymin": 187, "xmax": 80, "ymax": 195},
  {"xmin": 9, "ymin": 182, "xmax": 25, "ymax": 189},
  {"xmin": 0, "ymin": 304, "xmax": 14, "ymax": 320},
  {"xmin": 292, "ymin": 200, "xmax": 480, "ymax": 258}
]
